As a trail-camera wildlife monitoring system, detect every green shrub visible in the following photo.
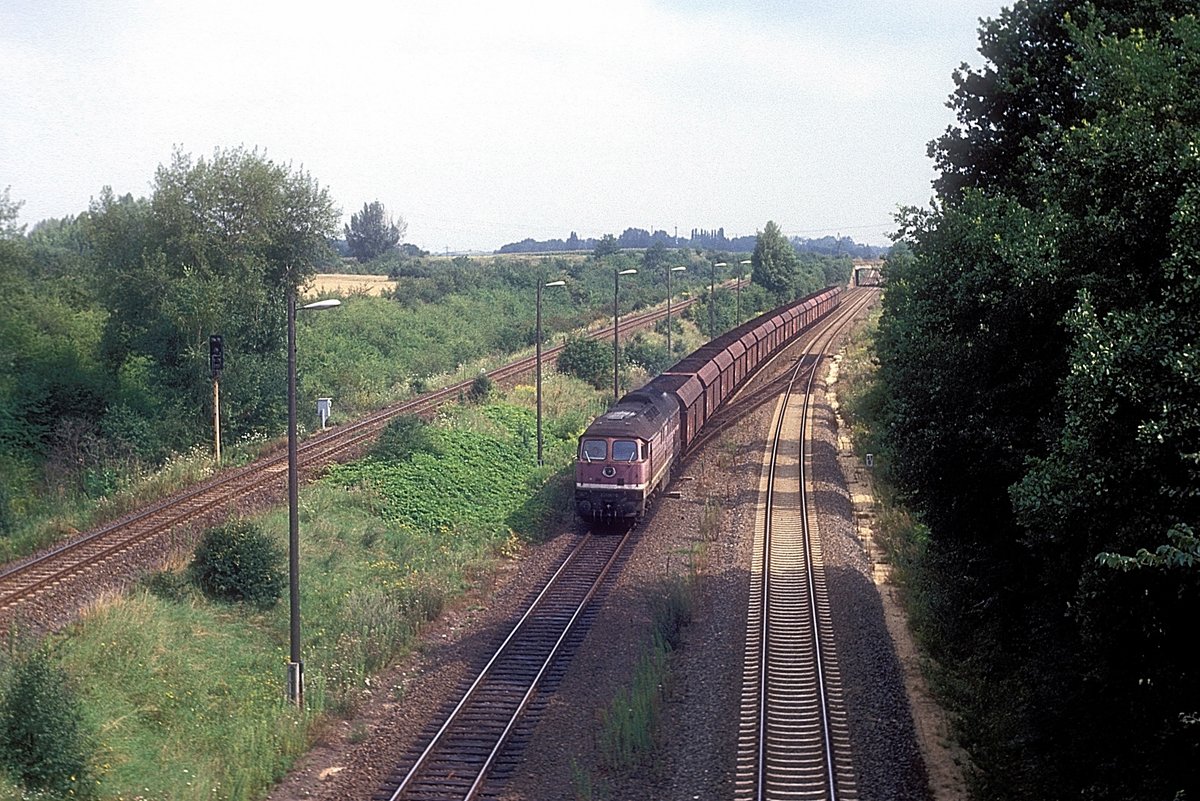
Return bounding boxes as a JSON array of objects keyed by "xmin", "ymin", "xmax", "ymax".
[
  {"xmin": 373, "ymin": 415, "xmax": 436, "ymax": 462},
  {"xmin": 622, "ymin": 333, "xmax": 670, "ymax": 374},
  {"xmin": 0, "ymin": 649, "xmax": 94, "ymax": 796},
  {"xmin": 556, "ymin": 335, "xmax": 609, "ymax": 389},
  {"xmin": 468, "ymin": 373, "xmax": 494, "ymax": 403},
  {"xmin": 190, "ymin": 520, "xmax": 285, "ymax": 609}
]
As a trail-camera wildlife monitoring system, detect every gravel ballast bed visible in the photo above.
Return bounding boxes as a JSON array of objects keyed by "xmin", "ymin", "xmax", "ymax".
[{"xmin": 24, "ymin": 301, "xmax": 956, "ymax": 801}]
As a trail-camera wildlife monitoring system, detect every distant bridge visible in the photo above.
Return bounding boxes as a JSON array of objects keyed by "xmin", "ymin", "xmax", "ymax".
[{"xmin": 852, "ymin": 259, "xmax": 883, "ymax": 287}]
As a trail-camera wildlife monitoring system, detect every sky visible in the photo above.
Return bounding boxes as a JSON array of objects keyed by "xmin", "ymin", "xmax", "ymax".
[{"xmin": 1, "ymin": 0, "xmax": 1010, "ymax": 253}]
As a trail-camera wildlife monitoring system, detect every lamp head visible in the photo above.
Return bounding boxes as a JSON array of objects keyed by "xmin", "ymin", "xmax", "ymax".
[{"xmin": 300, "ymin": 298, "xmax": 342, "ymax": 311}]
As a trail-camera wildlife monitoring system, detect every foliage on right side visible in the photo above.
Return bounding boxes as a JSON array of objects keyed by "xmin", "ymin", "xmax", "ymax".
[{"xmin": 875, "ymin": 4, "xmax": 1200, "ymax": 800}]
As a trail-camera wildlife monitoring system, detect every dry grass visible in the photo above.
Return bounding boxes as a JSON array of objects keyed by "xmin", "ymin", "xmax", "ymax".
[{"xmin": 308, "ymin": 274, "xmax": 396, "ymax": 297}]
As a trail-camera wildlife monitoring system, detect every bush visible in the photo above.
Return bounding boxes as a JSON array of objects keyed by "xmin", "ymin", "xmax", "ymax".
[
  {"xmin": 622, "ymin": 334, "xmax": 671, "ymax": 374},
  {"xmin": 556, "ymin": 335, "xmax": 610, "ymax": 389},
  {"xmin": 468, "ymin": 373, "xmax": 494, "ymax": 403},
  {"xmin": 0, "ymin": 649, "xmax": 94, "ymax": 796},
  {"xmin": 190, "ymin": 520, "xmax": 285, "ymax": 609},
  {"xmin": 373, "ymin": 415, "xmax": 436, "ymax": 462}
]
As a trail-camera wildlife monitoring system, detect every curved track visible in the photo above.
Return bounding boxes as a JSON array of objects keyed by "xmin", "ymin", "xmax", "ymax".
[
  {"xmin": 373, "ymin": 529, "xmax": 632, "ymax": 801},
  {"xmin": 0, "ymin": 300, "xmax": 696, "ymax": 627},
  {"xmin": 735, "ymin": 288, "xmax": 877, "ymax": 801}
]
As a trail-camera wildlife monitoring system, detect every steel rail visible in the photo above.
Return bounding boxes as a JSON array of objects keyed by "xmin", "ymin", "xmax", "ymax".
[
  {"xmin": 735, "ymin": 288, "xmax": 877, "ymax": 801},
  {"xmin": 0, "ymin": 299, "xmax": 692, "ymax": 618},
  {"xmin": 379, "ymin": 528, "xmax": 633, "ymax": 801}
]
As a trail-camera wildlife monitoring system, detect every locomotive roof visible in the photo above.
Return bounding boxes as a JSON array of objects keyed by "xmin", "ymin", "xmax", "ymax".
[{"xmin": 581, "ymin": 388, "xmax": 679, "ymax": 440}]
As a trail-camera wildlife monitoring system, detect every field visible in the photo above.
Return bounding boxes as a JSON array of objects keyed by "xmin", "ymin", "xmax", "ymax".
[{"xmin": 308, "ymin": 273, "xmax": 397, "ymax": 297}]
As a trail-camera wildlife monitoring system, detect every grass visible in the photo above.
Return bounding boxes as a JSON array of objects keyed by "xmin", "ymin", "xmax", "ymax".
[
  {"xmin": 592, "ymin": 558, "xmax": 700, "ymax": 784},
  {"xmin": 596, "ymin": 641, "xmax": 669, "ymax": 770},
  {"xmin": 0, "ymin": 436, "xmax": 274, "ymax": 568},
  {"xmin": 0, "ymin": 372, "xmax": 610, "ymax": 801},
  {"xmin": 0, "ymin": 312, "xmax": 710, "ymax": 800}
]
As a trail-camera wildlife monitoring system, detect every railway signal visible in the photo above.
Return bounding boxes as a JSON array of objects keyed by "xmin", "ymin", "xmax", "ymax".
[
  {"xmin": 209, "ymin": 334, "xmax": 224, "ymax": 375},
  {"xmin": 209, "ymin": 334, "xmax": 224, "ymax": 464}
]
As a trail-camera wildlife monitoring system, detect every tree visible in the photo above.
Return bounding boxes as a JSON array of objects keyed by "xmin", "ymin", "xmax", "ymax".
[
  {"xmin": 88, "ymin": 147, "xmax": 340, "ymax": 452},
  {"xmin": 345, "ymin": 201, "xmax": 405, "ymax": 262},
  {"xmin": 930, "ymin": 0, "xmax": 1196, "ymax": 201},
  {"xmin": 0, "ymin": 186, "xmax": 25, "ymax": 239},
  {"xmin": 593, "ymin": 234, "xmax": 620, "ymax": 258},
  {"xmin": 750, "ymin": 221, "xmax": 798, "ymax": 303},
  {"xmin": 880, "ymin": 6, "xmax": 1200, "ymax": 800},
  {"xmin": 556, "ymin": 335, "xmax": 610, "ymax": 389}
]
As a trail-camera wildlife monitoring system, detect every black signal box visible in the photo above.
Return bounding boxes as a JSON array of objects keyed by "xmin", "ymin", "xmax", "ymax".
[{"xmin": 209, "ymin": 334, "xmax": 225, "ymax": 375}]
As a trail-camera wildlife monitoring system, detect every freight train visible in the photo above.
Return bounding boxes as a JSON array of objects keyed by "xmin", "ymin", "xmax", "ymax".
[{"xmin": 574, "ymin": 286, "xmax": 842, "ymax": 519}]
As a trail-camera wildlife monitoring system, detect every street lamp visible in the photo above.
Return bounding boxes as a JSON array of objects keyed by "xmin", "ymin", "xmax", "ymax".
[
  {"xmin": 738, "ymin": 259, "xmax": 751, "ymax": 325},
  {"xmin": 614, "ymin": 268, "xmax": 637, "ymax": 403},
  {"xmin": 536, "ymin": 279, "xmax": 566, "ymax": 467},
  {"xmin": 666, "ymin": 265, "xmax": 686, "ymax": 358},
  {"xmin": 287, "ymin": 291, "xmax": 341, "ymax": 706},
  {"xmin": 711, "ymin": 262, "xmax": 727, "ymax": 334}
]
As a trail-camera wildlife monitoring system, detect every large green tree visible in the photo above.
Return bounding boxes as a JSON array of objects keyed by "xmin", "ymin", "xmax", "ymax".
[
  {"xmin": 88, "ymin": 147, "xmax": 340, "ymax": 451},
  {"xmin": 750, "ymin": 221, "xmax": 799, "ymax": 303},
  {"xmin": 879, "ymin": 4, "xmax": 1200, "ymax": 800},
  {"xmin": 345, "ymin": 200, "xmax": 405, "ymax": 262}
]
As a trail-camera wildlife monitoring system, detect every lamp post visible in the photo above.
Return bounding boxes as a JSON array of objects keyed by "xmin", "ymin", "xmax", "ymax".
[
  {"xmin": 711, "ymin": 261, "xmax": 727, "ymax": 335},
  {"xmin": 537, "ymin": 279, "xmax": 566, "ymax": 467},
  {"xmin": 614, "ymin": 268, "xmax": 637, "ymax": 403},
  {"xmin": 738, "ymin": 259, "xmax": 751, "ymax": 325},
  {"xmin": 287, "ymin": 291, "xmax": 341, "ymax": 706},
  {"xmin": 666, "ymin": 265, "xmax": 686, "ymax": 357}
]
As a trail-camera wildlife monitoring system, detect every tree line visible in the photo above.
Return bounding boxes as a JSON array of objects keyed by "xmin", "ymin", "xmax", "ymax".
[
  {"xmin": 497, "ymin": 225, "xmax": 885, "ymax": 259},
  {"xmin": 873, "ymin": 3, "xmax": 1198, "ymax": 799}
]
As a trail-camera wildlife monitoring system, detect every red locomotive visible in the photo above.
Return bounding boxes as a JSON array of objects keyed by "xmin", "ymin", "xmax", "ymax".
[{"xmin": 575, "ymin": 285, "xmax": 842, "ymax": 519}]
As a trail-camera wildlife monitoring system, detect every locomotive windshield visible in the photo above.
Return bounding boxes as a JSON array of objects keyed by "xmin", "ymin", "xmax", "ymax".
[
  {"xmin": 580, "ymin": 439, "xmax": 607, "ymax": 461},
  {"xmin": 612, "ymin": 439, "xmax": 639, "ymax": 462}
]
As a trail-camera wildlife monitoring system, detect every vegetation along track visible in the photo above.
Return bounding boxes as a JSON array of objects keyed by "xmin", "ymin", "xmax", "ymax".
[
  {"xmin": 372, "ymin": 528, "xmax": 633, "ymax": 801},
  {"xmin": 735, "ymin": 288, "xmax": 878, "ymax": 801},
  {"xmin": 0, "ymin": 300, "xmax": 694, "ymax": 634}
]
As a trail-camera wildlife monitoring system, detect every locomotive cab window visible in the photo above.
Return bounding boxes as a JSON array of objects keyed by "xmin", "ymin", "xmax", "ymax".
[
  {"xmin": 612, "ymin": 439, "xmax": 640, "ymax": 462},
  {"xmin": 580, "ymin": 439, "xmax": 607, "ymax": 461}
]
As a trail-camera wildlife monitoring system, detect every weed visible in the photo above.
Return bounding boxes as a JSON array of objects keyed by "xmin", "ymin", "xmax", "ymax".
[
  {"xmin": 698, "ymin": 498, "xmax": 723, "ymax": 541},
  {"xmin": 597, "ymin": 643, "xmax": 668, "ymax": 770}
]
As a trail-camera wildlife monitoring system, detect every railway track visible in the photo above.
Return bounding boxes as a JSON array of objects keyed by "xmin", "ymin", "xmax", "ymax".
[
  {"xmin": 0, "ymin": 299, "xmax": 695, "ymax": 629},
  {"xmin": 735, "ymin": 288, "xmax": 877, "ymax": 801},
  {"xmin": 373, "ymin": 528, "xmax": 633, "ymax": 801},
  {"xmin": 367, "ymin": 289, "xmax": 877, "ymax": 801}
]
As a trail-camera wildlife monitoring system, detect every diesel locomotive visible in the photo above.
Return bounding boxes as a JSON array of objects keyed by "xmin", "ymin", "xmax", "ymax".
[{"xmin": 575, "ymin": 285, "xmax": 842, "ymax": 519}]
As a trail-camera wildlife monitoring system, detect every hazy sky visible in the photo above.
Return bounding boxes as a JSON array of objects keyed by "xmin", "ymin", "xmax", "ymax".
[{"xmin": 1, "ymin": 0, "xmax": 1008, "ymax": 252}]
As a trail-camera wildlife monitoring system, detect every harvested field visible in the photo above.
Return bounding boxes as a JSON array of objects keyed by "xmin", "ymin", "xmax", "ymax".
[{"xmin": 309, "ymin": 273, "xmax": 396, "ymax": 297}]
